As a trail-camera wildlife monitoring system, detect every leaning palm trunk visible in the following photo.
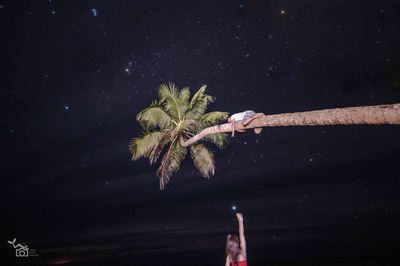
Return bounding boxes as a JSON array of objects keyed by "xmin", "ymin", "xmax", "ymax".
[{"xmin": 180, "ymin": 103, "xmax": 400, "ymax": 147}]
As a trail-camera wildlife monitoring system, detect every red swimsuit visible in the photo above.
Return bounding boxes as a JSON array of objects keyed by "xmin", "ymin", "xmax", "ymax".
[{"xmin": 231, "ymin": 260, "xmax": 247, "ymax": 266}]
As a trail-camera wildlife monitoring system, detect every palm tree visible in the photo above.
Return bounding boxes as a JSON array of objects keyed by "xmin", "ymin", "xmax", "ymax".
[
  {"xmin": 180, "ymin": 103, "xmax": 400, "ymax": 147},
  {"xmin": 129, "ymin": 83, "xmax": 230, "ymax": 190}
]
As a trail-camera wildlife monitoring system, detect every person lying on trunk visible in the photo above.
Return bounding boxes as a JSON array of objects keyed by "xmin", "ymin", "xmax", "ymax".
[{"xmin": 227, "ymin": 110, "xmax": 264, "ymax": 137}]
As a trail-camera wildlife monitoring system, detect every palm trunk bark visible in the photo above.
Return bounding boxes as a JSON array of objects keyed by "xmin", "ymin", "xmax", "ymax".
[{"xmin": 180, "ymin": 103, "xmax": 400, "ymax": 147}]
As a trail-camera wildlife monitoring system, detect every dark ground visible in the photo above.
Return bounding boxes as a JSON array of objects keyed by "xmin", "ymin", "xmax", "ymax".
[{"xmin": 1, "ymin": 0, "xmax": 400, "ymax": 265}]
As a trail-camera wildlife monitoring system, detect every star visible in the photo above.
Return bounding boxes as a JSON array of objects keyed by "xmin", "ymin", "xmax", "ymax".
[
  {"xmin": 90, "ymin": 8, "xmax": 98, "ymax": 17},
  {"xmin": 64, "ymin": 105, "xmax": 70, "ymax": 110},
  {"xmin": 280, "ymin": 9, "xmax": 286, "ymax": 15}
]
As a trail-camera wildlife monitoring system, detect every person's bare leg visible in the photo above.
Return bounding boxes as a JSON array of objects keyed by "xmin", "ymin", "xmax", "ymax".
[
  {"xmin": 242, "ymin": 113, "xmax": 264, "ymax": 127},
  {"xmin": 254, "ymin": 128, "xmax": 262, "ymax": 134},
  {"xmin": 231, "ymin": 118, "xmax": 235, "ymax": 137}
]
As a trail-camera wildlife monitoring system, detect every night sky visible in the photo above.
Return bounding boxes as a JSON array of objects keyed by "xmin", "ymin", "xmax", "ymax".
[{"xmin": 1, "ymin": 0, "xmax": 400, "ymax": 265}]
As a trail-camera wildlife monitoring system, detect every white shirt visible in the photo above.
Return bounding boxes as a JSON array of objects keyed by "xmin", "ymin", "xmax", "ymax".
[{"xmin": 230, "ymin": 110, "xmax": 255, "ymax": 121}]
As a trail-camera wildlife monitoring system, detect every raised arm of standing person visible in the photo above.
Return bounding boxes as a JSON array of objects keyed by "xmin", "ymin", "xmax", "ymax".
[{"xmin": 236, "ymin": 212, "xmax": 246, "ymax": 258}]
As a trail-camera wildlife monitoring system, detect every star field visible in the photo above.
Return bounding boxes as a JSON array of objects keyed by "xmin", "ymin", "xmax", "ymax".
[{"xmin": 1, "ymin": 1, "xmax": 400, "ymax": 265}]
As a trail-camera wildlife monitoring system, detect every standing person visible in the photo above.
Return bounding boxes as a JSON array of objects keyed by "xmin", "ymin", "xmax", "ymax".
[{"xmin": 225, "ymin": 213, "xmax": 247, "ymax": 266}]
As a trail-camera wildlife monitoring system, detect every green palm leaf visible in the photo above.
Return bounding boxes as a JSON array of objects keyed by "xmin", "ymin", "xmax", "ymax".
[
  {"xmin": 168, "ymin": 141, "xmax": 187, "ymax": 174},
  {"xmin": 185, "ymin": 85, "xmax": 215, "ymax": 120},
  {"xmin": 148, "ymin": 130, "xmax": 172, "ymax": 165},
  {"xmin": 158, "ymin": 83, "xmax": 181, "ymax": 121},
  {"xmin": 156, "ymin": 138, "xmax": 187, "ymax": 190},
  {"xmin": 178, "ymin": 86, "xmax": 191, "ymax": 114},
  {"xmin": 129, "ymin": 131, "xmax": 164, "ymax": 160},
  {"xmin": 200, "ymin": 111, "xmax": 229, "ymax": 125},
  {"xmin": 136, "ymin": 100, "xmax": 172, "ymax": 130},
  {"xmin": 204, "ymin": 133, "xmax": 229, "ymax": 149},
  {"xmin": 190, "ymin": 143, "xmax": 215, "ymax": 178}
]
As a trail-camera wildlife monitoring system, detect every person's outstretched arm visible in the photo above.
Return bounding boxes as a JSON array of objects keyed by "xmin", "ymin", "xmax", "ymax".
[{"xmin": 236, "ymin": 212, "xmax": 246, "ymax": 257}]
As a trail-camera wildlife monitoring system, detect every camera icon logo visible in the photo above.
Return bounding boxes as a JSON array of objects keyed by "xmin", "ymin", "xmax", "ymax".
[
  {"xmin": 15, "ymin": 247, "xmax": 29, "ymax": 257},
  {"xmin": 7, "ymin": 238, "xmax": 38, "ymax": 258}
]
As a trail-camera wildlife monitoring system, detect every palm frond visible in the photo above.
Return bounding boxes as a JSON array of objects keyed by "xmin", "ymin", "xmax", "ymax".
[
  {"xmin": 156, "ymin": 137, "xmax": 187, "ymax": 190},
  {"xmin": 200, "ymin": 111, "xmax": 229, "ymax": 125},
  {"xmin": 187, "ymin": 85, "xmax": 207, "ymax": 110},
  {"xmin": 136, "ymin": 100, "xmax": 172, "ymax": 130},
  {"xmin": 178, "ymin": 86, "xmax": 191, "ymax": 114},
  {"xmin": 181, "ymin": 119, "xmax": 201, "ymax": 135},
  {"xmin": 148, "ymin": 130, "xmax": 172, "ymax": 165},
  {"xmin": 204, "ymin": 133, "xmax": 229, "ymax": 149},
  {"xmin": 156, "ymin": 142, "xmax": 175, "ymax": 190},
  {"xmin": 158, "ymin": 82, "xmax": 181, "ymax": 120},
  {"xmin": 168, "ymin": 141, "xmax": 187, "ymax": 174},
  {"xmin": 129, "ymin": 131, "xmax": 164, "ymax": 160},
  {"xmin": 185, "ymin": 85, "xmax": 215, "ymax": 119},
  {"xmin": 190, "ymin": 143, "xmax": 215, "ymax": 178}
]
